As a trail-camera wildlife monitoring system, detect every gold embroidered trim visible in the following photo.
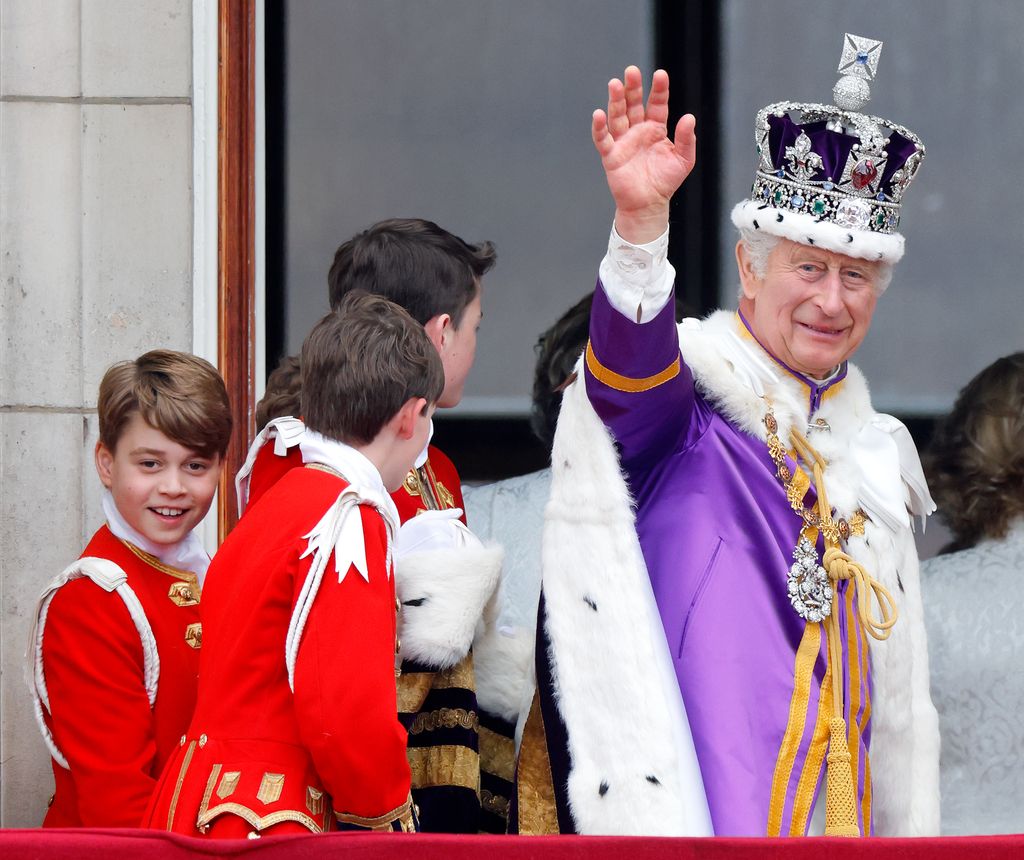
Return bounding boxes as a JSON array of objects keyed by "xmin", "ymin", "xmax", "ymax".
[
  {"xmin": 407, "ymin": 744, "xmax": 480, "ymax": 792},
  {"xmin": 305, "ymin": 462, "xmax": 343, "ymax": 479},
  {"xmin": 306, "ymin": 787, "xmax": 324, "ymax": 816},
  {"xmin": 397, "ymin": 672, "xmax": 435, "ymax": 714},
  {"xmin": 199, "ymin": 763, "xmax": 223, "ymax": 829},
  {"xmin": 257, "ymin": 773, "xmax": 285, "ymax": 805},
  {"xmin": 479, "ymin": 725, "xmax": 516, "ymax": 783},
  {"xmin": 423, "ymin": 460, "xmax": 456, "ymax": 510},
  {"xmin": 481, "ymin": 788, "xmax": 510, "ymax": 819},
  {"xmin": 120, "ymin": 539, "xmax": 201, "ymax": 590},
  {"xmin": 515, "ymin": 691, "xmax": 559, "ymax": 835},
  {"xmin": 585, "ymin": 340, "xmax": 680, "ymax": 393},
  {"xmin": 336, "ymin": 796, "xmax": 413, "ymax": 832},
  {"xmin": 216, "ymin": 771, "xmax": 240, "ymax": 800},
  {"xmin": 167, "ymin": 739, "xmax": 197, "ymax": 831},
  {"xmin": 197, "ymin": 802, "xmax": 324, "ymax": 834},
  {"xmin": 408, "ymin": 707, "xmax": 479, "ymax": 735}
]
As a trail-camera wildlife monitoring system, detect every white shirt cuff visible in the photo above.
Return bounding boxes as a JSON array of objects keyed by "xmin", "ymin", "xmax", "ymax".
[{"xmin": 597, "ymin": 223, "xmax": 675, "ymax": 324}]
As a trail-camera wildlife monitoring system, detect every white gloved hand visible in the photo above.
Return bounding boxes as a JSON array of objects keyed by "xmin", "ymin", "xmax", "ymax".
[{"xmin": 394, "ymin": 508, "xmax": 483, "ymax": 558}]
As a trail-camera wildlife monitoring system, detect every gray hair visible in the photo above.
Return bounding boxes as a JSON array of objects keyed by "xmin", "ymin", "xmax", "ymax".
[{"xmin": 736, "ymin": 227, "xmax": 894, "ymax": 293}]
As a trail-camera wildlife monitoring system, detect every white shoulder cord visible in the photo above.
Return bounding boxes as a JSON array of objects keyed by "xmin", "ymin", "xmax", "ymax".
[{"xmin": 26, "ymin": 557, "xmax": 159, "ymax": 770}]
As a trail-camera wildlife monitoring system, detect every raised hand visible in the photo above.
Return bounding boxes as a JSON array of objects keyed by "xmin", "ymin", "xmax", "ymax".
[{"xmin": 592, "ymin": 66, "xmax": 697, "ymax": 244}]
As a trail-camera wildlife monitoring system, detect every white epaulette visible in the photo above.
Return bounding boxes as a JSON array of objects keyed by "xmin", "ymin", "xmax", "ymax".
[{"xmin": 26, "ymin": 557, "xmax": 160, "ymax": 770}]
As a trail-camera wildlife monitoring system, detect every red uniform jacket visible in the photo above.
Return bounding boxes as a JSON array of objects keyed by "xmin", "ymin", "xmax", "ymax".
[
  {"xmin": 39, "ymin": 526, "xmax": 203, "ymax": 827},
  {"xmin": 241, "ymin": 431, "xmax": 488, "ymax": 833},
  {"xmin": 145, "ymin": 466, "xmax": 412, "ymax": 837}
]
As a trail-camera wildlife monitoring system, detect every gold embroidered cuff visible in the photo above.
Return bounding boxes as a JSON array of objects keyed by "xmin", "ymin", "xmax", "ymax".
[
  {"xmin": 335, "ymin": 796, "xmax": 414, "ymax": 832},
  {"xmin": 585, "ymin": 341, "xmax": 680, "ymax": 393}
]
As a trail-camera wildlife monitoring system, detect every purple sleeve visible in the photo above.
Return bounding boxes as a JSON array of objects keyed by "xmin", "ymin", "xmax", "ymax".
[{"xmin": 584, "ymin": 279, "xmax": 697, "ymax": 469}]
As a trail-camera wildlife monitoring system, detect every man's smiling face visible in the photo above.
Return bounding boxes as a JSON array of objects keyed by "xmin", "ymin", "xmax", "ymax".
[{"xmin": 737, "ymin": 238, "xmax": 882, "ymax": 378}]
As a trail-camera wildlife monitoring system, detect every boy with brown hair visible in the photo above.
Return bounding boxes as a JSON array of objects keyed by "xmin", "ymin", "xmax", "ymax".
[
  {"xmin": 146, "ymin": 292, "xmax": 443, "ymax": 837},
  {"xmin": 28, "ymin": 350, "xmax": 232, "ymax": 827},
  {"xmin": 237, "ymin": 218, "xmax": 506, "ymax": 833}
]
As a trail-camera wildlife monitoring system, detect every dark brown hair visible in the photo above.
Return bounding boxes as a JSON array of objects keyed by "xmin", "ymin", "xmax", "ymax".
[
  {"xmin": 530, "ymin": 292, "xmax": 694, "ymax": 451},
  {"xmin": 926, "ymin": 352, "xmax": 1024, "ymax": 553},
  {"xmin": 300, "ymin": 292, "xmax": 444, "ymax": 444},
  {"xmin": 328, "ymin": 218, "xmax": 495, "ymax": 329},
  {"xmin": 255, "ymin": 354, "xmax": 302, "ymax": 430},
  {"xmin": 98, "ymin": 350, "xmax": 232, "ymax": 458}
]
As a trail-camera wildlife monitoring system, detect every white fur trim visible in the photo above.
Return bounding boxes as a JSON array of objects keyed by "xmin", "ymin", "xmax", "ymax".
[
  {"xmin": 541, "ymin": 360, "xmax": 713, "ymax": 836},
  {"xmin": 730, "ymin": 199, "xmax": 905, "ymax": 264},
  {"xmin": 539, "ymin": 308, "xmax": 940, "ymax": 834},
  {"xmin": 473, "ymin": 585, "xmax": 535, "ymax": 724},
  {"xmin": 27, "ymin": 558, "xmax": 159, "ymax": 770},
  {"xmin": 395, "ymin": 543, "xmax": 501, "ymax": 670}
]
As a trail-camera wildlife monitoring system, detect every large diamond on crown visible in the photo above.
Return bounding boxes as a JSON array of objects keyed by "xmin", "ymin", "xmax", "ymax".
[
  {"xmin": 788, "ymin": 536, "xmax": 832, "ymax": 623},
  {"xmin": 834, "ymin": 198, "xmax": 872, "ymax": 230}
]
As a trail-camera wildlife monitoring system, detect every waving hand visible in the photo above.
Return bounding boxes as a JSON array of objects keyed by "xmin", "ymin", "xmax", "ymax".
[{"xmin": 592, "ymin": 66, "xmax": 697, "ymax": 244}]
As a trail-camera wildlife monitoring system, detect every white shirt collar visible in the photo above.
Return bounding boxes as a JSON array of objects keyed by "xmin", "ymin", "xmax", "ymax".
[
  {"xmin": 102, "ymin": 490, "xmax": 210, "ymax": 583},
  {"xmin": 299, "ymin": 429, "xmax": 401, "ymax": 535}
]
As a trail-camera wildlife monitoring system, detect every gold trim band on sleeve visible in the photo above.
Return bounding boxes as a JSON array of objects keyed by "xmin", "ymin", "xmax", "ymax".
[
  {"xmin": 335, "ymin": 796, "xmax": 413, "ymax": 832},
  {"xmin": 585, "ymin": 341, "xmax": 680, "ymax": 393}
]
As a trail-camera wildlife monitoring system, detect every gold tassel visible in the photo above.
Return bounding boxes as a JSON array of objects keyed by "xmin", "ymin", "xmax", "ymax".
[{"xmin": 823, "ymin": 716, "xmax": 860, "ymax": 836}]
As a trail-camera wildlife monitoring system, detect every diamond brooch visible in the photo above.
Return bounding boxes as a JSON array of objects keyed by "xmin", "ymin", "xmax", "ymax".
[{"xmin": 788, "ymin": 536, "xmax": 833, "ymax": 623}]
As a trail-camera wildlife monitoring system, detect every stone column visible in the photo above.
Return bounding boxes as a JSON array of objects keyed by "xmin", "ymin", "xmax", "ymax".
[{"xmin": 1, "ymin": 0, "xmax": 195, "ymax": 826}]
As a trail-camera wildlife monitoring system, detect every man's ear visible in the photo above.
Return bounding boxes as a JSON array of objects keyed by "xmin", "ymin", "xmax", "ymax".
[
  {"xmin": 423, "ymin": 314, "xmax": 452, "ymax": 354},
  {"xmin": 95, "ymin": 441, "xmax": 115, "ymax": 489},
  {"xmin": 395, "ymin": 397, "xmax": 428, "ymax": 441},
  {"xmin": 735, "ymin": 240, "xmax": 762, "ymax": 301}
]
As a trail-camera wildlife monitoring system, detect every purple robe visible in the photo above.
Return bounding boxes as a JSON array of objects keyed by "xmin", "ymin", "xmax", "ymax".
[{"xmin": 585, "ymin": 283, "xmax": 871, "ymax": 836}]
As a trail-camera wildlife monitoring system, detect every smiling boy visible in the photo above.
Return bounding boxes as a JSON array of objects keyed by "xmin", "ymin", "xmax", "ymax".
[{"xmin": 28, "ymin": 350, "xmax": 231, "ymax": 827}]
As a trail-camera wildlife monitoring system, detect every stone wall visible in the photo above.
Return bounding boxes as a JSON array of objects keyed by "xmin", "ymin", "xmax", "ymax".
[{"xmin": 0, "ymin": 0, "xmax": 195, "ymax": 826}]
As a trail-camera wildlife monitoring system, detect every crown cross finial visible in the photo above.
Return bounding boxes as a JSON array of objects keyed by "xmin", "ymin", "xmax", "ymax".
[
  {"xmin": 785, "ymin": 132, "xmax": 824, "ymax": 181},
  {"xmin": 833, "ymin": 34, "xmax": 883, "ymax": 111}
]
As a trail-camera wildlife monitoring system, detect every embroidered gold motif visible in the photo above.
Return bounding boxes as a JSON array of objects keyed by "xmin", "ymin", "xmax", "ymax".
[
  {"xmin": 306, "ymin": 786, "xmax": 324, "ymax": 816},
  {"xmin": 406, "ymin": 744, "xmax": 480, "ymax": 792},
  {"xmin": 435, "ymin": 480, "xmax": 456, "ymax": 510},
  {"xmin": 479, "ymin": 725, "xmax": 516, "ymax": 782},
  {"xmin": 184, "ymin": 623, "xmax": 203, "ymax": 649},
  {"xmin": 168, "ymin": 581, "xmax": 199, "ymax": 606},
  {"xmin": 257, "ymin": 773, "xmax": 285, "ymax": 805},
  {"xmin": 481, "ymin": 788, "xmax": 510, "ymax": 818},
  {"xmin": 216, "ymin": 771, "xmax": 240, "ymax": 799},
  {"xmin": 403, "ymin": 469, "xmax": 421, "ymax": 498},
  {"xmin": 408, "ymin": 707, "xmax": 479, "ymax": 735},
  {"xmin": 515, "ymin": 691, "xmax": 559, "ymax": 835}
]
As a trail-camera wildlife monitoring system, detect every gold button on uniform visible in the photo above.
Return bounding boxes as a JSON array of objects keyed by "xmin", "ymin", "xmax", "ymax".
[{"xmin": 199, "ymin": 733, "xmax": 208, "ymax": 747}]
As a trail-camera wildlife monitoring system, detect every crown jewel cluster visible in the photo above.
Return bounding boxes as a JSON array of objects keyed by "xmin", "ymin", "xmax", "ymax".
[{"xmin": 748, "ymin": 35, "xmax": 925, "ymax": 236}]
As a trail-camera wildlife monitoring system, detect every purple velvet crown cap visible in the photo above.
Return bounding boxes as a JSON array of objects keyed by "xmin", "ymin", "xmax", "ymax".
[{"xmin": 731, "ymin": 34, "xmax": 925, "ymax": 266}]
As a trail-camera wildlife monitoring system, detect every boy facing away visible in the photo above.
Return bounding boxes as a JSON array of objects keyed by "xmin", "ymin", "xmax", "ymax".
[
  {"xmin": 145, "ymin": 292, "xmax": 444, "ymax": 837},
  {"xmin": 239, "ymin": 218, "xmax": 510, "ymax": 833},
  {"xmin": 28, "ymin": 350, "xmax": 232, "ymax": 827}
]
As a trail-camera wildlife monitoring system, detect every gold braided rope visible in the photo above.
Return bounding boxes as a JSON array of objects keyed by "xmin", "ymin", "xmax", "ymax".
[{"xmin": 787, "ymin": 428, "xmax": 899, "ymax": 838}]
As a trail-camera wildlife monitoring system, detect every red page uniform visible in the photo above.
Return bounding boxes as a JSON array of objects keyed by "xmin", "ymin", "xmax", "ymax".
[
  {"xmin": 236, "ymin": 418, "xmax": 503, "ymax": 832},
  {"xmin": 146, "ymin": 463, "xmax": 413, "ymax": 836},
  {"xmin": 29, "ymin": 526, "xmax": 203, "ymax": 827}
]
